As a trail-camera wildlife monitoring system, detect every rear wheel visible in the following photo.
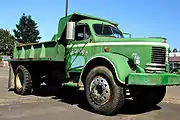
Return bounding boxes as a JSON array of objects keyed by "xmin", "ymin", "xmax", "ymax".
[
  {"xmin": 85, "ymin": 66, "xmax": 125, "ymax": 115},
  {"xmin": 14, "ymin": 65, "xmax": 32, "ymax": 95},
  {"xmin": 130, "ymin": 86, "xmax": 166, "ymax": 107}
]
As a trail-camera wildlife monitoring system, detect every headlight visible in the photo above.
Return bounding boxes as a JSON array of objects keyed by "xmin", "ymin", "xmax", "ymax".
[{"xmin": 132, "ymin": 53, "xmax": 140, "ymax": 65}]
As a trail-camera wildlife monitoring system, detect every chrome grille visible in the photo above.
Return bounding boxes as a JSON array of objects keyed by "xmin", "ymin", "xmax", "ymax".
[
  {"xmin": 145, "ymin": 63, "xmax": 165, "ymax": 73},
  {"xmin": 145, "ymin": 47, "xmax": 166, "ymax": 73},
  {"xmin": 152, "ymin": 47, "xmax": 166, "ymax": 64}
]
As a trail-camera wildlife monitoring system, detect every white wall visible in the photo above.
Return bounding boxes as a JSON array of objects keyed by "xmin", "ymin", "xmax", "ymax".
[{"xmin": 169, "ymin": 52, "xmax": 180, "ymax": 57}]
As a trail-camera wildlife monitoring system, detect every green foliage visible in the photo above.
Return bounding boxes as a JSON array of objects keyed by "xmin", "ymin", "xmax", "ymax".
[
  {"xmin": 172, "ymin": 48, "xmax": 178, "ymax": 52},
  {"xmin": 169, "ymin": 48, "xmax": 171, "ymax": 53},
  {"xmin": 13, "ymin": 13, "xmax": 41, "ymax": 43},
  {"xmin": 0, "ymin": 29, "xmax": 14, "ymax": 56}
]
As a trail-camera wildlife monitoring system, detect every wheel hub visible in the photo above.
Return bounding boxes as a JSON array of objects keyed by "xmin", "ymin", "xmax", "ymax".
[
  {"xmin": 90, "ymin": 76, "xmax": 111, "ymax": 105},
  {"xmin": 16, "ymin": 71, "xmax": 23, "ymax": 89}
]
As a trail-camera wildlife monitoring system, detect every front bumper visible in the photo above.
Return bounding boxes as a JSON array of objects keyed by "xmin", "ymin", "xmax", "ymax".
[{"xmin": 128, "ymin": 73, "xmax": 180, "ymax": 86}]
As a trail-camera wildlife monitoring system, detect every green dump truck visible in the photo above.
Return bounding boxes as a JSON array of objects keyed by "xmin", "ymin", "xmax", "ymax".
[{"xmin": 8, "ymin": 13, "xmax": 180, "ymax": 115}]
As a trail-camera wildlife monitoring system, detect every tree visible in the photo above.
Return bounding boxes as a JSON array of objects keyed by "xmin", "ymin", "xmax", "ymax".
[
  {"xmin": 169, "ymin": 49, "xmax": 171, "ymax": 53},
  {"xmin": 172, "ymin": 48, "xmax": 178, "ymax": 52},
  {"xmin": 13, "ymin": 13, "xmax": 41, "ymax": 43},
  {"xmin": 0, "ymin": 29, "xmax": 14, "ymax": 56}
]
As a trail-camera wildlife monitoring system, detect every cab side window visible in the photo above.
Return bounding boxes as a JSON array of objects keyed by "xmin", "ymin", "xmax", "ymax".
[{"xmin": 75, "ymin": 24, "xmax": 91, "ymax": 40}]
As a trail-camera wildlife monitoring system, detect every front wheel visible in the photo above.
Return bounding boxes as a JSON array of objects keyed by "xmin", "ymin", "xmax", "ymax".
[{"xmin": 84, "ymin": 66, "xmax": 125, "ymax": 115}]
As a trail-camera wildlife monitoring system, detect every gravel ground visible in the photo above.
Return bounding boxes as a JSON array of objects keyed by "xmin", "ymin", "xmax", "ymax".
[{"xmin": 0, "ymin": 67, "xmax": 180, "ymax": 120}]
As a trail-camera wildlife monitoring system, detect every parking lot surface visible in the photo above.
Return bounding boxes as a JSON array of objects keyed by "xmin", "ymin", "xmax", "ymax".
[{"xmin": 0, "ymin": 67, "xmax": 180, "ymax": 120}]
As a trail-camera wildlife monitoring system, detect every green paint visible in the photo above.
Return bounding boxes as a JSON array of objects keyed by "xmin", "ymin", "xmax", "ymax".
[
  {"xmin": 85, "ymin": 53, "xmax": 132, "ymax": 83},
  {"xmin": 20, "ymin": 47, "xmax": 25, "ymax": 58},
  {"xmin": 51, "ymin": 34, "xmax": 58, "ymax": 41},
  {"xmin": 13, "ymin": 41, "xmax": 65, "ymax": 61},
  {"xmin": 136, "ymin": 66, "xmax": 145, "ymax": 73},
  {"xmin": 9, "ymin": 13, "xmax": 180, "ymax": 87},
  {"xmin": 29, "ymin": 46, "xmax": 34, "ymax": 58},
  {"xmin": 62, "ymin": 82, "xmax": 78, "ymax": 87},
  {"xmin": 13, "ymin": 47, "xmax": 18, "ymax": 58},
  {"xmin": 40, "ymin": 44, "xmax": 46, "ymax": 58},
  {"xmin": 128, "ymin": 73, "xmax": 180, "ymax": 85}
]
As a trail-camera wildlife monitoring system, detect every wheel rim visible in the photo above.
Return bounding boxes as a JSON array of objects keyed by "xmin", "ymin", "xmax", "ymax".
[
  {"xmin": 16, "ymin": 71, "xmax": 24, "ymax": 89},
  {"xmin": 90, "ymin": 76, "xmax": 111, "ymax": 105}
]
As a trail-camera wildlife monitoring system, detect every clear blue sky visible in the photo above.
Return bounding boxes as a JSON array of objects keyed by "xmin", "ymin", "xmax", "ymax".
[{"xmin": 0, "ymin": 0, "xmax": 179, "ymax": 50}]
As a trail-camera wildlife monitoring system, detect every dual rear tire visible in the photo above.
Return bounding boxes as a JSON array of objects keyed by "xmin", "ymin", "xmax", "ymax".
[
  {"xmin": 14, "ymin": 65, "xmax": 41, "ymax": 95},
  {"xmin": 14, "ymin": 65, "xmax": 32, "ymax": 95}
]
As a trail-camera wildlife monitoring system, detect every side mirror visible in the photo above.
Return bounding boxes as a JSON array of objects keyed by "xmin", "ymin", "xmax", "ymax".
[
  {"xmin": 66, "ymin": 22, "xmax": 75, "ymax": 40},
  {"xmin": 123, "ymin": 32, "xmax": 131, "ymax": 38}
]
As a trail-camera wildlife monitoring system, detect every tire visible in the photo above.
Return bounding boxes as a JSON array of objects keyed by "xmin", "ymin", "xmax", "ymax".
[
  {"xmin": 14, "ymin": 65, "xmax": 32, "ymax": 95},
  {"xmin": 84, "ymin": 66, "xmax": 125, "ymax": 115},
  {"xmin": 130, "ymin": 86, "xmax": 166, "ymax": 107}
]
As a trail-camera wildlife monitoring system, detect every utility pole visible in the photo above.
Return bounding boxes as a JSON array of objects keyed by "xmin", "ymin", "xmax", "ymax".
[{"xmin": 65, "ymin": 0, "xmax": 68, "ymax": 16}]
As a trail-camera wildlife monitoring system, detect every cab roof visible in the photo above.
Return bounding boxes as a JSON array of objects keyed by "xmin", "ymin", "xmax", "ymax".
[
  {"xmin": 67, "ymin": 12, "xmax": 118, "ymax": 26},
  {"xmin": 51, "ymin": 12, "xmax": 119, "ymax": 41}
]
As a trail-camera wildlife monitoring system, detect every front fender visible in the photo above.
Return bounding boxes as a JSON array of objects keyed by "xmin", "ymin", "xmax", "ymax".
[{"xmin": 83, "ymin": 53, "xmax": 132, "ymax": 84}]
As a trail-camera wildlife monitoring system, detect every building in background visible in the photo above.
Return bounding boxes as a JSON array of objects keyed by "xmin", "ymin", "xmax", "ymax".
[{"xmin": 169, "ymin": 52, "xmax": 180, "ymax": 71}]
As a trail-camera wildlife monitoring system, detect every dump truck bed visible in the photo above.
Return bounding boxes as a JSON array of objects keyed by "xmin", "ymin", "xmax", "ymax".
[{"xmin": 12, "ymin": 40, "xmax": 65, "ymax": 61}]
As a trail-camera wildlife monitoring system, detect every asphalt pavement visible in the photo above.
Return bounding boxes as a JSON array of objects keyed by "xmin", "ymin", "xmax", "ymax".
[{"xmin": 0, "ymin": 67, "xmax": 180, "ymax": 120}]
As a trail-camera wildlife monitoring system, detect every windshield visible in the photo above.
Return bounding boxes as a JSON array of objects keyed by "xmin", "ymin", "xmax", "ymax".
[{"xmin": 93, "ymin": 24, "xmax": 123, "ymax": 38}]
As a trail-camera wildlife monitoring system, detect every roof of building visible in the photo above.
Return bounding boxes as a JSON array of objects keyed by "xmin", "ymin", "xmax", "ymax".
[
  {"xmin": 169, "ymin": 52, "xmax": 180, "ymax": 62},
  {"xmin": 169, "ymin": 57, "xmax": 180, "ymax": 62}
]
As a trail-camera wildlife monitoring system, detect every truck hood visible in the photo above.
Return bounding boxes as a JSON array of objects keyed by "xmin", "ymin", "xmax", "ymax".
[{"xmin": 93, "ymin": 37, "xmax": 168, "ymax": 70}]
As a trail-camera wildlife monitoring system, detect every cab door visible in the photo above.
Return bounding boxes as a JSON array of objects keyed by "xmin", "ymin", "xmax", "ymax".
[{"xmin": 66, "ymin": 23, "xmax": 93, "ymax": 82}]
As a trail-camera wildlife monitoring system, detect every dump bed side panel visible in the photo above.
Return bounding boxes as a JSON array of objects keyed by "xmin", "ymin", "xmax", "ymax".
[{"xmin": 13, "ymin": 41, "xmax": 65, "ymax": 61}]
